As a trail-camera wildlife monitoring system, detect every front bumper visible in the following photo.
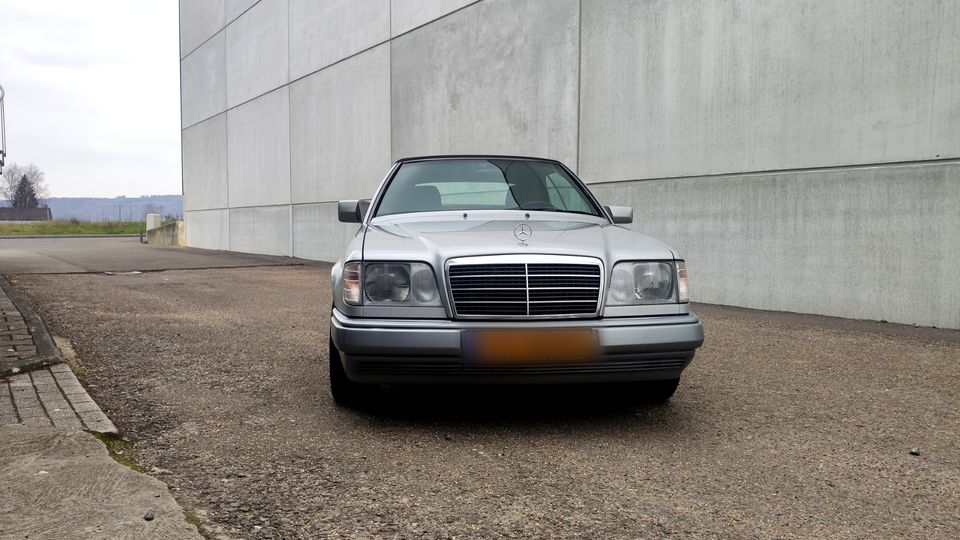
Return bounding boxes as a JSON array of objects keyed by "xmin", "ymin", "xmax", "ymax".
[{"xmin": 330, "ymin": 309, "xmax": 705, "ymax": 384}]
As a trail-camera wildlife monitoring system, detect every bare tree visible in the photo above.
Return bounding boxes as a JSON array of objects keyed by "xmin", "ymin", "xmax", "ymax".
[{"xmin": 1, "ymin": 162, "xmax": 49, "ymax": 204}]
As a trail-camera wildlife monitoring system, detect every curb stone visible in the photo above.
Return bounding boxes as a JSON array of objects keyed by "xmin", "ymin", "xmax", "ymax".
[
  {"xmin": 0, "ymin": 274, "xmax": 60, "ymax": 376},
  {"xmin": 0, "ymin": 273, "xmax": 202, "ymax": 537},
  {"xmin": 1, "ymin": 364, "xmax": 118, "ymax": 434},
  {"xmin": 0, "ymin": 274, "xmax": 117, "ymax": 433}
]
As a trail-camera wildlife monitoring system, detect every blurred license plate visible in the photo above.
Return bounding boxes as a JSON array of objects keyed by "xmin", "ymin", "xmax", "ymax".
[{"xmin": 467, "ymin": 328, "xmax": 598, "ymax": 364}]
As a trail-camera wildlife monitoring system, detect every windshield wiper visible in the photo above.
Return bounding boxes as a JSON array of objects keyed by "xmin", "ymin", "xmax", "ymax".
[{"xmin": 511, "ymin": 206, "xmax": 598, "ymax": 217}]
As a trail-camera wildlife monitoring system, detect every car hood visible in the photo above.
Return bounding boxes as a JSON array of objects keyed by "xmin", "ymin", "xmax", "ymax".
[{"xmin": 362, "ymin": 211, "xmax": 678, "ymax": 269}]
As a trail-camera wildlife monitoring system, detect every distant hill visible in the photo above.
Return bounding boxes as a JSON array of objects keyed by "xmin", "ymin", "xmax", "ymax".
[{"xmin": 28, "ymin": 195, "xmax": 183, "ymax": 221}]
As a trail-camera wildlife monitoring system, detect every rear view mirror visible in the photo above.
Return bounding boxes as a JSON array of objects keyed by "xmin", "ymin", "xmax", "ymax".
[
  {"xmin": 337, "ymin": 199, "xmax": 371, "ymax": 223},
  {"xmin": 605, "ymin": 205, "xmax": 633, "ymax": 224}
]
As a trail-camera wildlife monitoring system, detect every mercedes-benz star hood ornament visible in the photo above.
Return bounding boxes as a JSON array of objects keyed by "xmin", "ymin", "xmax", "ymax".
[{"xmin": 514, "ymin": 223, "xmax": 532, "ymax": 245}]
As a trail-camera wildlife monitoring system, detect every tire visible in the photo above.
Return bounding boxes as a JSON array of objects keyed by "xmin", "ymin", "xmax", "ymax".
[
  {"xmin": 646, "ymin": 378, "xmax": 680, "ymax": 403},
  {"xmin": 631, "ymin": 378, "xmax": 680, "ymax": 404},
  {"xmin": 328, "ymin": 337, "xmax": 376, "ymax": 408}
]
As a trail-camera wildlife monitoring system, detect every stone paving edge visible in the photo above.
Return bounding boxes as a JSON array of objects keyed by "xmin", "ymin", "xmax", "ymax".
[
  {"xmin": 0, "ymin": 273, "xmax": 61, "ymax": 376},
  {"xmin": 2, "ymin": 365, "xmax": 119, "ymax": 434}
]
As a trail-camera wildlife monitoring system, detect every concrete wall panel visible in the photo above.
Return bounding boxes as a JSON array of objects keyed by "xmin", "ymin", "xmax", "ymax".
[
  {"xmin": 289, "ymin": 0, "xmax": 390, "ymax": 80},
  {"xmin": 293, "ymin": 203, "xmax": 361, "ymax": 262},
  {"xmin": 226, "ymin": 0, "xmax": 259, "ymax": 24},
  {"xmin": 391, "ymin": 0, "xmax": 580, "ymax": 168},
  {"xmin": 290, "ymin": 45, "xmax": 391, "ymax": 204},
  {"xmin": 185, "ymin": 209, "xmax": 230, "ymax": 251},
  {"xmin": 180, "ymin": 0, "xmax": 960, "ymax": 328},
  {"xmin": 180, "ymin": 0, "xmax": 225, "ymax": 57},
  {"xmin": 229, "ymin": 205, "xmax": 292, "ymax": 256},
  {"xmin": 182, "ymin": 114, "xmax": 228, "ymax": 211},
  {"xmin": 580, "ymin": 0, "xmax": 960, "ymax": 183},
  {"xmin": 590, "ymin": 163, "xmax": 960, "ymax": 329},
  {"xmin": 181, "ymin": 32, "xmax": 226, "ymax": 128},
  {"xmin": 227, "ymin": 88, "xmax": 291, "ymax": 208},
  {"xmin": 226, "ymin": 0, "xmax": 289, "ymax": 108},
  {"xmin": 390, "ymin": 0, "xmax": 475, "ymax": 36}
]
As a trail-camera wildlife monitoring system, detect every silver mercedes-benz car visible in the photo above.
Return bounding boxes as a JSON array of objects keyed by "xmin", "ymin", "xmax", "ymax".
[{"xmin": 329, "ymin": 156, "xmax": 704, "ymax": 406}]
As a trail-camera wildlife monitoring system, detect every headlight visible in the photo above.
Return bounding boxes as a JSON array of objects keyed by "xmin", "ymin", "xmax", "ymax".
[
  {"xmin": 411, "ymin": 265, "xmax": 441, "ymax": 304},
  {"xmin": 364, "ymin": 263, "xmax": 411, "ymax": 302},
  {"xmin": 343, "ymin": 262, "xmax": 442, "ymax": 306},
  {"xmin": 606, "ymin": 261, "xmax": 682, "ymax": 305}
]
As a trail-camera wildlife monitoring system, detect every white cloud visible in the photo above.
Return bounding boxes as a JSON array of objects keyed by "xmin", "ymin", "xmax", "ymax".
[{"xmin": 0, "ymin": 0, "xmax": 181, "ymax": 197}]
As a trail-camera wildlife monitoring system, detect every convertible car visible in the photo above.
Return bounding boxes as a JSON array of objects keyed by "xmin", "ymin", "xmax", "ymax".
[{"xmin": 330, "ymin": 156, "xmax": 704, "ymax": 406}]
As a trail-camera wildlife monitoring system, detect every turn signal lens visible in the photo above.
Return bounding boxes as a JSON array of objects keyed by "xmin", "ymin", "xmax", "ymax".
[
  {"xmin": 343, "ymin": 262, "xmax": 361, "ymax": 305},
  {"xmin": 677, "ymin": 260, "xmax": 689, "ymax": 303}
]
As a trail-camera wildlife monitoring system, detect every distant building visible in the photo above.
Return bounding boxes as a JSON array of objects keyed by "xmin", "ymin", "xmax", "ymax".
[
  {"xmin": 178, "ymin": 1, "xmax": 959, "ymax": 329},
  {"xmin": 0, "ymin": 207, "xmax": 52, "ymax": 221}
]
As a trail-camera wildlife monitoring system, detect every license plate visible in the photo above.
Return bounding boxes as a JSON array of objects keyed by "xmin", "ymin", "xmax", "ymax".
[{"xmin": 466, "ymin": 328, "xmax": 599, "ymax": 364}]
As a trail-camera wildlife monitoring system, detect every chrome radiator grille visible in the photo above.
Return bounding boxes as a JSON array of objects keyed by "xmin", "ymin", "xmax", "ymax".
[{"xmin": 447, "ymin": 257, "xmax": 602, "ymax": 318}]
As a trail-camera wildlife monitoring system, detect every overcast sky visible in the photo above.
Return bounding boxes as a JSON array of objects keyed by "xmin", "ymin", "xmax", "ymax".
[{"xmin": 0, "ymin": 1, "xmax": 181, "ymax": 198}]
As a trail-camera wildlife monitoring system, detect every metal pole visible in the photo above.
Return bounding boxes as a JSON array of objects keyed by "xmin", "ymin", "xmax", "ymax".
[{"xmin": 0, "ymin": 84, "xmax": 7, "ymax": 174}]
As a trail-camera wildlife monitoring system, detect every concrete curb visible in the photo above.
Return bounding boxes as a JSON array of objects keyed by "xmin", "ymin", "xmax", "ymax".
[
  {"xmin": 0, "ymin": 425, "xmax": 203, "ymax": 538},
  {"xmin": 0, "ymin": 274, "xmax": 61, "ymax": 376},
  {"xmin": 0, "ymin": 281, "xmax": 119, "ymax": 434},
  {"xmin": 1, "ymin": 365, "xmax": 119, "ymax": 434}
]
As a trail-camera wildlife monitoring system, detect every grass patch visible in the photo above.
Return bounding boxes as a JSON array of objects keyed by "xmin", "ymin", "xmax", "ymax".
[
  {"xmin": 53, "ymin": 337, "xmax": 89, "ymax": 375},
  {"xmin": 67, "ymin": 360, "xmax": 89, "ymax": 376},
  {"xmin": 91, "ymin": 432, "xmax": 146, "ymax": 472},
  {"xmin": 184, "ymin": 512, "xmax": 213, "ymax": 539},
  {"xmin": 0, "ymin": 220, "xmax": 142, "ymax": 235},
  {"xmin": 91, "ymin": 432, "xmax": 212, "ymax": 538}
]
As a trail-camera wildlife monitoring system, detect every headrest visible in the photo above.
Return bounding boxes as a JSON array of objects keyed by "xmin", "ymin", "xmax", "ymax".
[{"xmin": 410, "ymin": 184, "xmax": 442, "ymax": 211}]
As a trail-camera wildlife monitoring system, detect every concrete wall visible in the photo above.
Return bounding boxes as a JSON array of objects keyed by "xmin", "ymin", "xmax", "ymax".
[
  {"xmin": 180, "ymin": 0, "xmax": 960, "ymax": 328},
  {"xmin": 579, "ymin": 0, "xmax": 960, "ymax": 183},
  {"xmin": 390, "ymin": 0, "xmax": 580, "ymax": 166},
  {"xmin": 591, "ymin": 162, "xmax": 960, "ymax": 329},
  {"xmin": 289, "ymin": 44, "xmax": 391, "ymax": 204},
  {"xmin": 0, "ymin": 208, "xmax": 53, "ymax": 221},
  {"xmin": 184, "ymin": 209, "xmax": 229, "ymax": 251},
  {"xmin": 146, "ymin": 221, "xmax": 185, "ymax": 247}
]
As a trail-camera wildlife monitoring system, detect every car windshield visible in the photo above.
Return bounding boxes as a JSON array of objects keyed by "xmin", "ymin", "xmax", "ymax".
[{"xmin": 374, "ymin": 159, "xmax": 602, "ymax": 217}]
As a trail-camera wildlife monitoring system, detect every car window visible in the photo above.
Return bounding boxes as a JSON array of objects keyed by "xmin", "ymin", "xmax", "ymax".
[
  {"xmin": 545, "ymin": 172, "xmax": 595, "ymax": 213},
  {"xmin": 375, "ymin": 159, "xmax": 601, "ymax": 217}
]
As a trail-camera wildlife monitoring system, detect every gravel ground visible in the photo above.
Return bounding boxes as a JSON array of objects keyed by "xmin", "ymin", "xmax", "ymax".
[{"xmin": 11, "ymin": 265, "xmax": 959, "ymax": 539}]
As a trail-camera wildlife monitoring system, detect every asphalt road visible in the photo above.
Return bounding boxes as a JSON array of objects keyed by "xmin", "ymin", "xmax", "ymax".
[
  {"xmin": 8, "ymin": 253, "xmax": 957, "ymax": 539},
  {"xmin": 0, "ymin": 236, "xmax": 295, "ymax": 273}
]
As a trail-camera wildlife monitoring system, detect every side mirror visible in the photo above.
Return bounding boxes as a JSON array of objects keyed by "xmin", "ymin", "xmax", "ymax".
[
  {"xmin": 605, "ymin": 205, "xmax": 633, "ymax": 224},
  {"xmin": 337, "ymin": 199, "xmax": 371, "ymax": 223}
]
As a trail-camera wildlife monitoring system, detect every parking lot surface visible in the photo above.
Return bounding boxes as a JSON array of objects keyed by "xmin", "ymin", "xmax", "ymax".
[
  {"xmin": 0, "ymin": 236, "xmax": 294, "ymax": 274},
  {"xmin": 9, "ymin": 260, "xmax": 959, "ymax": 539}
]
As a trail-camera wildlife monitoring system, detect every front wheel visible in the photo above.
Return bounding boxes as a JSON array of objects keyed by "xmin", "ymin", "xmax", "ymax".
[
  {"xmin": 631, "ymin": 378, "xmax": 680, "ymax": 404},
  {"xmin": 329, "ymin": 338, "xmax": 376, "ymax": 408}
]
